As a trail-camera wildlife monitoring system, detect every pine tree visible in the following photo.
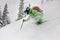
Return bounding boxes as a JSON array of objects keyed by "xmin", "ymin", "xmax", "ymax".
[
  {"xmin": 0, "ymin": 5, "xmax": 3, "ymax": 27},
  {"xmin": 17, "ymin": 0, "xmax": 24, "ymax": 20},
  {"xmin": 2, "ymin": 3, "xmax": 10, "ymax": 26},
  {"xmin": 0, "ymin": 6, "xmax": 2, "ymax": 19}
]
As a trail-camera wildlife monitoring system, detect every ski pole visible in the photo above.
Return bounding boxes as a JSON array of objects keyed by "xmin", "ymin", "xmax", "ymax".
[{"xmin": 20, "ymin": 20, "xmax": 24, "ymax": 30}]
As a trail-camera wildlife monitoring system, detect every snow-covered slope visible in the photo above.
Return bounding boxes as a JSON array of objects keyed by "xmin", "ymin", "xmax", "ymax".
[
  {"xmin": 0, "ymin": 16, "xmax": 60, "ymax": 40},
  {"xmin": 0, "ymin": 0, "xmax": 60, "ymax": 40}
]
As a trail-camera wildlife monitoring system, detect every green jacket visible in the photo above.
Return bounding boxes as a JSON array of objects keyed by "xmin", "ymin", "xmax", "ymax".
[
  {"xmin": 23, "ymin": 8, "xmax": 43, "ymax": 22},
  {"xmin": 29, "ymin": 8, "xmax": 43, "ymax": 18}
]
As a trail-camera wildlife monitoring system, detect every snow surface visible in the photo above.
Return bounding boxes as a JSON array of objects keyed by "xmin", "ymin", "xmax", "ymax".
[{"xmin": 0, "ymin": 0, "xmax": 60, "ymax": 40}]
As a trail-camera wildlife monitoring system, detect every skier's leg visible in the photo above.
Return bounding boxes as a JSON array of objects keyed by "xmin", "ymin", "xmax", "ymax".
[
  {"xmin": 34, "ymin": 15, "xmax": 43, "ymax": 24},
  {"xmin": 35, "ymin": 14, "xmax": 46, "ymax": 25},
  {"xmin": 36, "ymin": 18, "xmax": 43, "ymax": 24}
]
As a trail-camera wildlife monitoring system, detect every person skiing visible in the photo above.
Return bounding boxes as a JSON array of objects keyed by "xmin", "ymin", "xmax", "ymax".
[{"xmin": 23, "ymin": 6, "xmax": 44, "ymax": 25}]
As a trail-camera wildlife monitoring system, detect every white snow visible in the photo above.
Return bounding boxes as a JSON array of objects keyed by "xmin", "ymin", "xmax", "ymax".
[{"xmin": 0, "ymin": 0, "xmax": 60, "ymax": 40}]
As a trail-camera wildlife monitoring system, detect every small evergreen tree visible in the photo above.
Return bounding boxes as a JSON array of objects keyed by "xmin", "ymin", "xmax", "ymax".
[
  {"xmin": 2, "ymin": 3, "xmax": 10, "ymax": 26},
  {"xmin": 17, "ymin": 0, "xmax": 24, "ymax": 20},
  {"xmin": 0, "ymin": 5, "xmax": 2, "ymax": 19},
  {"xmin": 0, "ymin": 5, "xmax": 3, "ymax": 27}
]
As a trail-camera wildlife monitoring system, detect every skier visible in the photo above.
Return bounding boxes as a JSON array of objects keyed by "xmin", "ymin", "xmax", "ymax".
[
  {"xmin": 20, "ymin": 6, "xmax": 45, "ymax": 30},
  {"xmin": 23, "ymin": 6, "xmax": 45, "ymax": 25}
]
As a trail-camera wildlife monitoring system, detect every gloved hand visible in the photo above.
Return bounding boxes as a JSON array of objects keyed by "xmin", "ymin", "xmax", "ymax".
[{"xmin": 23, "ymin": 19, "xmax": 26, "ymax": 22}]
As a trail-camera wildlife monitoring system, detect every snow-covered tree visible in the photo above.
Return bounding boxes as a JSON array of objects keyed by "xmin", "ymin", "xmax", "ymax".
[
  {"xmin": 0, "ymin": 5, "xmax": 3, "ymax": 27},
  {"xmin": 17, "ymin": 0, "xmax": 24, "ymax": 20},
  {"xmin": 0, "ymin": 6, "xmax": 2, "ymax": 19},
  {"xmin": 2, "ymin": 3, "xmax": 10, "ymax": 26}
]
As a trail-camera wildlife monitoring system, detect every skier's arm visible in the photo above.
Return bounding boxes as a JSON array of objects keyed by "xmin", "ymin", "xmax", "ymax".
[
  {"xmin": 26, "ymin": 15, "xmax": 30, "ymax": 21},
  {"xmin": 23, "ymin": 15, "xmax": 30, "ymax": 22}
]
